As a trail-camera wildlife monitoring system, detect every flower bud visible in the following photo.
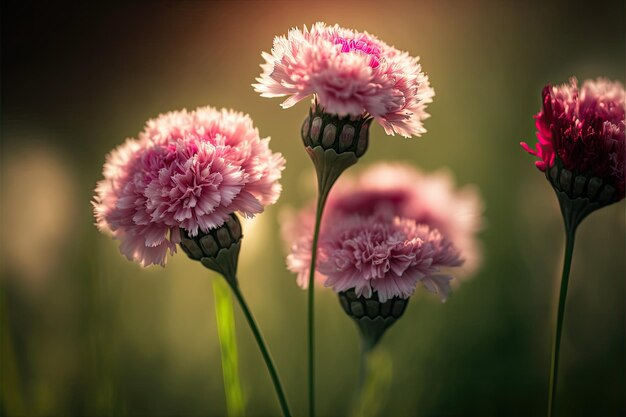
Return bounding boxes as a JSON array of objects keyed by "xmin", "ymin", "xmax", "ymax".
[
  {"xmin": 179, "ymin": 214, "xmax": 242, "ymax": 285},
  {"xmin": 338, "ymin": 289, "xmax": 409, "ymax": 351},
  {"xmin": 548, "ymin": 163, "xmax": 618, "ymax": 205},
  {"xmin": 546, "ymin": 160, "xmax": 620, "ymax": 230},
  {"xmin": 301, "ymin": 101, "xmax": 372, "ymax": 199},
  {"xmin": 301, "ymin": 101, "xmax": 370, "ymax": 158}
]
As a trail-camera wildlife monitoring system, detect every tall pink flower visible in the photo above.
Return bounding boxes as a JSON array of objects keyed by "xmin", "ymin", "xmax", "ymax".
[
  {"xmin": 254, "ymin": 22, "xmax": 434, "ymax": 138},
  {"xmin": 257, "ymin": 23, "xmax": 438, "ymax": 381},
  {"xmin": 521, "ymin": 77, "xmax": 625, "ymax": 202},
  {"xmin": 93, "ymin": 106, "xmax": 285, "ymax": 267},
  {"xmin": 282, "ymin": 163, "xmax": 484, "ymax": 293}
]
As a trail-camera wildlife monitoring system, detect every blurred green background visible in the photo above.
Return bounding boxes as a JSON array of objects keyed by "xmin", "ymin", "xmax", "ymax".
[{"xmin": 1, "ymin": 1, "xmax": 624, "ymax": 416}]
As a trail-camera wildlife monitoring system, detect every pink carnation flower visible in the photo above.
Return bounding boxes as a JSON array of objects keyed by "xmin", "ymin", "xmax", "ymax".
[
  {"xmin": 282, "ymin": 163, "xmax": 483, "ymax": 301},
  {"xmin": 521, "ymin": 77, "xmax": 625, "ymax": 200},
  {"xmin": 93, "ymin": 107, "xmax": 285, "ymax": 267},
  {"xmin": 254, "ymin": 22, "xmax": 435, "ymax": 138},
  {"xmin": 319, "ymin": 210, "xmax": 463, "ymax": 302}
]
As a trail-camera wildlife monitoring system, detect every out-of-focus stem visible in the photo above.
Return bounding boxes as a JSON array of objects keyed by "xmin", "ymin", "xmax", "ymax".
[
  {"xmin": 1, "ymin": 291, "xmax": 26, "ymax": 416},
  {"xmin": 349, "ymin": 347, "xmax": 393, "ymax": 417}
]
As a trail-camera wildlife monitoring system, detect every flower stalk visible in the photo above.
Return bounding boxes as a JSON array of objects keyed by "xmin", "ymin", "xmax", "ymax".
[
  {"xmin": 303, "ymin": 103, "xmax": 364, "ymax": 417},
  {"xmin": 306, "ymin": 169, "xmax": 343, "ymax": 417},
  {"xmin": 228, "ymin": 280, "xmax": 292, "ymax": 417},
  {"xmin": 306, "ymin": 193, "xmax": 323, "ymax": 417},
  {"xmin": 547, "ymin": 219, "xmax": 575, "ymax": 417},
  {"xmin": 180, "ymin": 215, "xmax": 292, "ymax": 417},
  {"xmin": 545, "ymin": 161, "xmax": 616, "ymax": 417}
]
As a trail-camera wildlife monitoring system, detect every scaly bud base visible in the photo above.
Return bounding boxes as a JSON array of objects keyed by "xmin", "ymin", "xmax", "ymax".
[
  {"xmin": 547, "ymin": 159, "xmax": 619, "ymax": 231},
  {"xmin": 338, "ymin": 289, "xmax": 409, "ymax": 351},
  {"xmin": 179, "ymin": 214, "xmax": 243, "ymax": 286}
]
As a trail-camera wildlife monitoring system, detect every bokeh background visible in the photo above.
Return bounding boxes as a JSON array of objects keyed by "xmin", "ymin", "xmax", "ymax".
[{"xmin": 1, "ymin": 1, "xmax": 624, "ymax": 416}]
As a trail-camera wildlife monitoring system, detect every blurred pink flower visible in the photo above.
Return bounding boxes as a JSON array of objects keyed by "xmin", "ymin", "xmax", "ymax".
[
  {"xmin": 93, "ymin": 107, "xmax": 285, "ymax": 267},
  {"xmin": 521, "ymin": 77, "xmax": 625, "ymax": 200},
  {"xmin": 319, "ymin": 210, "xmax": 463, "ymax": 302},
  {"xmin": 254, "ymin": 22, "xmax": 435, "ymax": 138},
  {"xmin": 282, "ymin": 163, "xmax": 483, "ymax": 300},
  {"xmin": 341, "ymin": 164, "xmax": 484, "ymax": 275}
]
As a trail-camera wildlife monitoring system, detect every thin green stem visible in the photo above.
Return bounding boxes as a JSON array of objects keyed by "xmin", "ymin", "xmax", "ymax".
[
  {"xmin": 228, "ymin": 281, "xmax": 292, "ymax": 417},
  {"xmin": 547, "ymin": 224, "xmax": 577, "ymax": 417},
  {"xmin": 304, "ymin": 145, "xmax": 358, "ymax": 417},
  {"xmin": 212, "ymin": 278, "xmax": 245, "ymax": 417},
  {"xmin": 308, "ymin": 192, "xmax": 329, "ymax": 417}
]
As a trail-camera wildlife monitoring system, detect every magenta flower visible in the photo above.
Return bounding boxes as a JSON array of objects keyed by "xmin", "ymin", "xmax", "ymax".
[
  {"xmin": 93, "ymin": 107, "xmax": 285, "ymax": 267},
  {"xmin": 254, "ymin": 22, "xmax": 434, "ymax": 138},
  {"xmin": 521, "ymin": 77, "xmax": 625, "ymax": 417},
  {"xmin": 521, "ymin": 77, "xmax": 625, "ymax": 202},
  {"xmin": 283, "ymin": 163, "xmax": 484, "ymax": 294}
]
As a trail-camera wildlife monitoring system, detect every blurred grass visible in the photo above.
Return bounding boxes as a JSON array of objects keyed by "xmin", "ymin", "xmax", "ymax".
[
  {"xmin": 1, "ymin": 294, "xmax": 26, "ymax": 416},
  {"xmin": 1, "ymin": 1, "xmax": 624, "ymax": 416},
  {"xmin": 213, "ymin": 278, "xmax": 246, "ymax": 417}
]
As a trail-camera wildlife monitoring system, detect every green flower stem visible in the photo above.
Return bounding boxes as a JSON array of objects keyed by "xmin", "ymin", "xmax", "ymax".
[
  {"xmin": 304, "ymin": 146, "xmax": 359, "ymax": 417},
  {"xmin": 547, "ymin": 219, "xmax": 577, "ymax": 417},
  {"xmin": 307, "ymin": 192, "xmax": 330, "ymax": 417},
  {"xmin": 227, "ymin": 278, "xmax": 292, "ymax": 417},
  {"xmin": 212, "ymin": 278, "xmax": 245, "ymax": 417}
]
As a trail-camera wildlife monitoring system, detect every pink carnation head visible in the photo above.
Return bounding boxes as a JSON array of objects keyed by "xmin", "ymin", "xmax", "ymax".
[
  {"xmin": 282, "ymin": 163, "xmax": 483, "ymax": 301},
  {"xmin": 326, "ymin": 210, "xmax": 463, "ymax": 349},
  {"xmin": 93, "ymin": 106, "xmax": 285, "ymax": 267},
  {"xmin": 319, "ymin": 209, "xmax": 463, "ymax": 303},
  {"xmin": 521, "ymin": 77, "xmax": 625, "ymax": 202},
  {"xmin": 254, "ymin": 22, "xmax": 435, "ymax": 138}
]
